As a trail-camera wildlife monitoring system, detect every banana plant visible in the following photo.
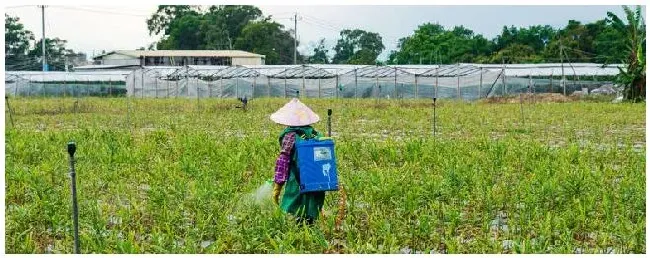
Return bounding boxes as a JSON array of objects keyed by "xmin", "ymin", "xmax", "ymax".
[{"xmin": 607, "ymin": 5, "xmax": 646, "ymax": 102}]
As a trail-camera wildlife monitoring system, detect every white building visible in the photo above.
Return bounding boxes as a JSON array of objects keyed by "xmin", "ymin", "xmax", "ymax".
[{"xmin": 91, "ymin": 50, "xmax": 265, "ymax": 67}]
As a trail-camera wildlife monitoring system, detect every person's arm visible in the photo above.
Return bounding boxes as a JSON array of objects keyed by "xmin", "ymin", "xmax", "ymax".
[{"xmin": 273, "ymin": 132, "xmax": 296, "ymax": 204}]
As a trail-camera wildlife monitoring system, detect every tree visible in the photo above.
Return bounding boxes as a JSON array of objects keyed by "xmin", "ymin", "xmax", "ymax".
[
  {"xmin": 207, "ymin": 5, "xmax": 263, "ymax": 46},
  {"xmin": 388, "ymin": 23, "xmax": 492, "ymax": 64},
  {"xmin": 29, "ymin": 38, "xmax": 75, "ymax": 71},
  {"xmin": 5, "ymin": 14, "xmax": 77, "ymax": 71},
  {"xmin": 592, "ymin": 20, "xmax": 627, "ymax": 63},
  {"xmin": 488, "ymin": 43, "xmax": 544, "ymax": 64},
  {"xmin": 308, "ymin": 38, "xmax": 329, "ymax": 64},
  {"xmin": 148, "ymin": 5, "xmax": 263, "ymax": 50},
  {"xmin": 146, "ymin": 5, "xmax": 200, "ymax": 36},
  {"xmin": 332, "ymin": 29, "xmax": 384, "ymax": 64},
  {"xmin": 607, "ymin": 5, "xmax": 646, "ymax": 102},
  {"xmin": 156, "ymin": 14, "xmax": 205, "ymax": 50},
  {"xmin": 234, "ymin": 20, "xmax": 303, "ymax": 65},
  {"xmin": 493, "ymin": 25, "xmax": 556, "ymax": 54},
  {"xmin": 5, "ymin": 15, "xmax": 35, "ymax": 70},
  {"xmin": 543, "ymin": 20, "xmax": 592, "ymax": 62}
]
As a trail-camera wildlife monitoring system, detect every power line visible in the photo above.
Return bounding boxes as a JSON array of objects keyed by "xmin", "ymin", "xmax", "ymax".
[
  {"xmin": 302, "ymin": 14, "xmax": 347, "ymax": 31},
  {"xmin": 302, "ymin": 19, "xmax": 339, "ymax": 33},
  {"xmin": 49, "ymin": 6, "xmax": 148, "ymax": 17},
  {"xmin": 79, "ymin": 5, "xmax": 153, "ymax": 14},
  {"xmin": 302, "ymin": 17, "xmax": 340, "ymax": 31},
  {"xmin": 302, "ymin": 17, "xmax": 342, "ymax": 32},
  {"xmin": 5, "ymin": 5, "xmax": 35, "ymax": 9}
]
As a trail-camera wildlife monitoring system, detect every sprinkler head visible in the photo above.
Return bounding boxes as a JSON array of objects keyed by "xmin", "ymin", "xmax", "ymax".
[
  {"xmin": 328, "ymin": 109, "xmax": 332, "ymax": 116},
  {"xmin": 433, "ymin": 97, "xmax": 437, "ymax": 102},
  {"xmin": 67, "ymin": 141, "xmax": 76, "ymax": 157}
]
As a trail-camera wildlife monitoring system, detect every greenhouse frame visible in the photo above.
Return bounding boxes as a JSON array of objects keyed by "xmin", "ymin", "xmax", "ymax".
[{"xmin": 5, "ymin": 63, "xmax": 623, "ymax": 100}]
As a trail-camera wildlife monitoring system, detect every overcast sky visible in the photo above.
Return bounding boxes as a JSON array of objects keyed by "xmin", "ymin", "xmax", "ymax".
[{"xmin": 4, "ymin": 5, "xmax": 643, "ymax": 61}]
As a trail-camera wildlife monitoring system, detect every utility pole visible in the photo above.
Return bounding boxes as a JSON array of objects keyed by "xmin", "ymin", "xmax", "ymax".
[
  {"xmin": 294, "ymin": 12, "xmax": 298, "ymax": 65},
  {"xmin": 41, "ymin": 5, "xmax": 47, "ymax": 71}
]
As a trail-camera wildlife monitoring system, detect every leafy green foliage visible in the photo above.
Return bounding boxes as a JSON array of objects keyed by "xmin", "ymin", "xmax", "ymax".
[
  {"xmin": 606, "ymin": 5, "xmax": 646, "ymax": 102},
  {"xmin": 153, "ymin": 6, "xmax": 263, "ymax": 51},
  {"xmin": 146, "ymin": 5, "xmax": 200, "ymax": 36},
  {"xmin": 148, "ymin": 5, "xmax": 302, "ymax": 64},
  {"xmin": 389, "ymin": 7, "xmax": 641, "ymax": 65},
  {"xmin": 5, "ymin": 14, "xmax": 34, "ymax": 68},
  {"xmin": 389, "ymin": 24, "xmax": 492, "ymax": 64},
  {"xmin": 308, "ymin": 39, "xmax": 329, "ymax": 64},
  {"xmin": 332, "ymin": 29, "xmax": 385, "ymax": 65},
  {"xmin": 234, "ymin": 20, "xmax": 303, "ymax": 65},
  {"xmin": 5, "ymin": 15, "xmax": 77, "ymax": 71}
]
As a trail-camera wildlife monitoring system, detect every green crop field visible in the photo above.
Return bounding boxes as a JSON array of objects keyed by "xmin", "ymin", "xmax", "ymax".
[{"xmin": 4, "ymin": 97, "xmax": 646, "ymax": 254}]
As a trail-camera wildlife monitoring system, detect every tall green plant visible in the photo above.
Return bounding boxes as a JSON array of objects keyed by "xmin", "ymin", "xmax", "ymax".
[{"xmin": 607, "ymin": 5, "xmax": 646, "ymax": 102}]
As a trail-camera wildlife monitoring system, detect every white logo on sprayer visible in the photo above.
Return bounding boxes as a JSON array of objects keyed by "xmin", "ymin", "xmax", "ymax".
[{"xmin": 322, "ymin": 163, "xmax": 331, "ymax": 177}]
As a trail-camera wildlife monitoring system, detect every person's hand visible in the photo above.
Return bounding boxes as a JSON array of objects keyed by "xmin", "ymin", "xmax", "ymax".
[{"xmin": 272, "ymin": 183, "xmax": 283, "ymax": 205}]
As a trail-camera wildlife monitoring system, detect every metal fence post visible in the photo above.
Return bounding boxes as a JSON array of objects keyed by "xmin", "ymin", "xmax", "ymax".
[
  {"xmin": 354, "ymin": 68, "xmax": 358, "ymax": 99},
  {"xmin": 435, "ymin": 68, "xmax": 439, "ymax": 99},
  {"xmin": 549, "ymin": 71, "xmax": 554, "ymax": 93},
  {"xmin": 502, "ymin": 65, "xmax": 507, "ymax": 96},
  {"xmin": 394, "ymin": 67, "xmax": 398, "ymax": 99},
  {"xmin": 154, "ymin": 72, "xmax": 158, "ymax": 98},
  {"xmin": 478, "ymin": 68, "xmax": 483, "ymax": 99},
  {"xmin": 335, "ymin": 75, "xmax": 339, "ymax": 99},
  {"xmin": 302, "ymin": 65, "xmax": 306, "ymax": 98},
  {"xmin": 220, "ymin": 77, "xmax": 224, "ymax": 98},
  {"xmin": 175, "ymin": 80, "xmax": 179, "ymax": 98},
  {"xmin": 141, "ymin": 69, "xmax": 145, "ymax": 99},
  {"xmin": 456, "ymin": 63, "xmax": 461, "ymax": 100},
  {"xmin": 415, "ymin": 75, "xmax": 419, "ymax": 99}
]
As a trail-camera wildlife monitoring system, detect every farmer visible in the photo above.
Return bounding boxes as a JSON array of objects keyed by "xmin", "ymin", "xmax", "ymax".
[{"xmin": 271, "ymin": 98, "xmax": 324, "ymax": 225}]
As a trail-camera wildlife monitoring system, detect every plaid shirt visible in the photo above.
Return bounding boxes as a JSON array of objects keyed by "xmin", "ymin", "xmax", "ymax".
[{"xmin": 274, "ymin": 132, "xmax": 296, "ymax": 185}]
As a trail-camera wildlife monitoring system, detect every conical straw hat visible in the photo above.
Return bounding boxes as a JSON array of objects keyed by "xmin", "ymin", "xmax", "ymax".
[{"xmin": 270, "ymin": 98, "xmax": 320, "ymax": 126}]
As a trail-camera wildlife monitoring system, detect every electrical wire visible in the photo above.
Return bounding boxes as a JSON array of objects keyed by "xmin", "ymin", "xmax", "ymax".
[
  {"xmin": 79, "ymin": 5, "xmax": 153, "ymax": 14},
  {"xmin": 302, "ymin": 19, "xmax": 339, "ymax": 33},
  {"xmin": 49, "ymin": 6, "xmax": 148, "ymax": 17},
  {"xmin": 5, "ymin": 5, "xmax": 35, "ymax": 9},
  {"xmin": 302, "ymin": 14, "xmax": 347, "ymax": 31},
  {"xmin": 302, "ymin": 16, "xmax": 343, "ymax": 32}
]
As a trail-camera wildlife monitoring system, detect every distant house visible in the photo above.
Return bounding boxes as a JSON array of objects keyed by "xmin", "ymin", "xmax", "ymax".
[{"xmin": 91, "ymin": 50, "xmax": 266, "ymax": 67}]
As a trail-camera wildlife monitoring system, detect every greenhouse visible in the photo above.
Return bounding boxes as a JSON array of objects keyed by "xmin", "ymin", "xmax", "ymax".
[
  {"xmin": 5, "ymin": 63, "xmax": 624, "ymax": 99},
  {"xmin": 5, "ymin": 71, "xmax": 130, "ymax": 97}
]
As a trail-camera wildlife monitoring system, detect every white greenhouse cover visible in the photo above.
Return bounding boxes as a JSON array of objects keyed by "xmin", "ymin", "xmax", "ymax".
[{"xmin": 5, "ymin": 71, "xmax": 130, "ymax": 82}]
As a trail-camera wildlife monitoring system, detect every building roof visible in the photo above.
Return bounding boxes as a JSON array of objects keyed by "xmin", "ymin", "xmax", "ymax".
[
  {"xmin": 74, "ymin": 64, "xmax": 141, "ymax": 70},
  {"xmin": 93, "ymin": 50, "xmax": 265, "ymax": 59}
]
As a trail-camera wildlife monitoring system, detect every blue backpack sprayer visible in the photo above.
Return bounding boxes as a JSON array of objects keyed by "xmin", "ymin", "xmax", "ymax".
[{"xmin": 295, "ymin": 108, "xmax": 339, "ymax": 193}]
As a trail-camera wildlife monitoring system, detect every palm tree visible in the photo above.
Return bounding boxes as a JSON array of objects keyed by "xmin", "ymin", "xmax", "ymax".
[{"xmin": 607, "ymin": 5, "xmax": 646, "ymax": 102}]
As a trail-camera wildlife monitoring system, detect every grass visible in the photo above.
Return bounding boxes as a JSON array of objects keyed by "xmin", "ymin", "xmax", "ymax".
[{"xmin": 4, "ymin": 97, "xmax": 646, "ymax": 254}]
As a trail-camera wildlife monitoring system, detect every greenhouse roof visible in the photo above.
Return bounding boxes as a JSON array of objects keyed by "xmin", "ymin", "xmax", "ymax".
[
  {"xmin": 270, "ymin": 65, "xmax": 337, "ymax": 79},
  {"xmin": 7, "ymin": 63, "xmax": 625, "ymax": 82}
]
